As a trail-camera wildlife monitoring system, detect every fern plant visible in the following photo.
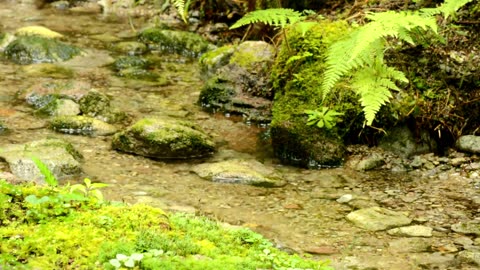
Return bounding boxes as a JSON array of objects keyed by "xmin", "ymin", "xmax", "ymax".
[
  {"xmin": 170, "ymin": 0, "xmax": 192, "ymax": 24},
  {"xmin": 230, "ymin": 8, "xmax": 304, "ymax": 29},
  {"xmin": 321, "ymin": 0, "xmax": 473, "ymax": 126}
]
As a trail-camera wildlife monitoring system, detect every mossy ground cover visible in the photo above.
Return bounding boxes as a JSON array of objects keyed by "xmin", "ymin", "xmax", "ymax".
[{"xmin": 0, "ymin": 180, "xmax": 332, "ymax": 269}]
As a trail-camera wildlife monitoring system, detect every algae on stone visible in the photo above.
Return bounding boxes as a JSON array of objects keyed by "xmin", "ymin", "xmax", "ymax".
[
  {"xmin": 4, "ymin": 35, "xmax": 81, "ymax": 65},
  {"xmin": 50, "ymin": 115, "xmax": 117, "ymax": 136},
  {"xmin": 112, "ymin": 117, "xmax": 215, "ymax": 159}
]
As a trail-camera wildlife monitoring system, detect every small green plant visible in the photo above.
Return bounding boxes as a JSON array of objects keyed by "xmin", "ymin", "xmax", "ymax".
[
  {"xmin": 109, "ymin": 253, "xmax": 144, "ymax": 269},
  {"xmin": 170, "ymin": 0, "xmax": 193, "ymax": 24},
  {"xmin": 30, "ymin": 155, "xmax": 58, "ymax": 187},
  {"xmin": 305, "ymin": 107, "xmax": 344, "ymax": 129},
  {"xmin": 70, "ymin": 178, "xmax": 109, "ymax": 201}
]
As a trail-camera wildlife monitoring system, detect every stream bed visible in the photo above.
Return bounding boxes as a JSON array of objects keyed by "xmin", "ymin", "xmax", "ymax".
[{"xmin": 1, "ymin": 2, "xmax": 479, "ymax": 269}]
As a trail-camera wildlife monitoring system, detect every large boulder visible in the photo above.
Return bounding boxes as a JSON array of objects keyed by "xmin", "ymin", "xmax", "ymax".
[
  {"xmin": 198, "ymin": 41, "xmax": 276, "ymax": 123},
  {"xmin": 0, "ymin": 139, "xmax": 83, "ymax": 184},
  {"xmin": 112, "ymin": 117, "xmax": 215, "ymax": 159},
  {"xmin": 270, "ymin": 21, "xmax": 353, "ymax": 168},
  {"xmin": 191, "ymin": 159, "xmax": 286, "ymax": 187}
]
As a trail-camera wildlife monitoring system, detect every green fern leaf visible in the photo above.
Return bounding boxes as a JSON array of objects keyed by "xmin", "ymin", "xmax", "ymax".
[
  {"xmin": 172, "ymin": 0, "xmax": 188, "ymax": 23},
  {"xmin": 230, "ymin": 8, "xmax": 304, "ymax": 29},
  {"xmin": 421, "ymin": 0, "xmax": 473, "ymax": 19},
  {"xmin": 30, "ymin": 155, "xmax": 58, "ymax": 187}
]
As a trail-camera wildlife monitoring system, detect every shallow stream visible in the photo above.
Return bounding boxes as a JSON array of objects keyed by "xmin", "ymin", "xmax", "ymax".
[{"xmin": 1, "ymin": 2, "xmax": 479, "ymax": 269}]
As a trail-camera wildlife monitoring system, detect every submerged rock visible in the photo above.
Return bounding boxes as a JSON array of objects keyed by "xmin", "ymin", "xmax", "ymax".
[
  {"xmin": 112, "ymin": 117, "xmax": 215, "ymax": 159},
  {"xmin": 0, "ymin": 139, "xmax": 83, "ymax": 184},
  {"xmin": 78, "ymin": 90, "xmax": 127, "ymax": 123},
  {"xmin": 49, "ymin": 115, "xmax": 117, "ymax": 136},
  {"xmin": 346, "ymin": 207, "xmax": 412, "ymax": 231},
  {"xmin": 379, "ymin": 125, "xmax": 436, "ymax": 158},
  {"xmin": 139, "ymin": 28, "xmax": 213, "ymax": 58},
  {"xmin": 456, "ymin": 135, "xmax": 480, "ymax": 154},
  {"xmin": 4, "ymin": 35, "xmax": 81, "ymax": 65},
  {"xmin": 191, "ymin": 159, "xmax": 286, "ymax": 187}
]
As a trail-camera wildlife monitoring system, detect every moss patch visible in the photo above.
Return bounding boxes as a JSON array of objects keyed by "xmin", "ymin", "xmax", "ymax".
[{"xmin": 0, "ymin": 180, "xmax": 332, "ymax": 269}]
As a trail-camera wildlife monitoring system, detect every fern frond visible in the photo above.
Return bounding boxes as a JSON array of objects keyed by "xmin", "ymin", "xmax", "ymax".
[
  {"xmin": 352, "ymin": 60, "xmax": 407, "ymax": 125},
  {"xmin": 420, "ymin": 0, "xmax": 473, "ymax": 19},
  {"xmin": 230, "ymin": 8, "xmax": 304, "ymax": 29},
  {"xmin": 172, "ymin": 0, "xmax": 188, "ymax": 23}
]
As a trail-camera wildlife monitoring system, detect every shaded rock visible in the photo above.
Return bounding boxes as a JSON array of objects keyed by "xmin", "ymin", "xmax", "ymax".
[
  {"xmin": 49, "ymin": 115, "xmax": 117, "ymax": 136},
  {"xmin": 456, "ymin": 135, "xmax": 480, "ymax": 154},
  {"xmin": 78, "ymin": 90, "xmax": 127, "ymax": 123},
  {"xmin": 138, "ymin": 28, "xmax": 213, "ymax": 58},
  {"xmin": 379, "ymin": 125, "xmax": 436, "ymax": 158},
  {"xmin": 346, "ymin": 207, "xmax": 412, "ymax": 231},
  {"xmin": 387, "ymin": 225, "xmax": 433, "ymax": 237},
  {"xmin": 270, "ymin": 123, "xmax": 345, "ymax": 168},
  {"xmin": 348, "ymin": 153, "xmax": 385, "ymax": 171},
  {"xmin": 112, "ymin": 117, "xmax": 215, "ymax": 159},
  {"xmin": 114, "ymin": 41, "xmax": 147, "ymax": 55},
  {"xmin": 4, "ymin": 35, "xmax": 81, "ymax": 65},
  {"xmin": 452, "ymin": 221, "xmax": 480, "ymax": 236},
  {"xmin": 0, "ymin": 139, "xmax": 82, "ymax": 184},
  {"xmin": 191, "ymin": 159, "xmax": 285, "ymax": 187},
  {"xmin": 198, "ymin": 41, "xmax": 275, "ymax": 123},
  {"xmin": 388, "ymin": 238, "xmax": 432, "ymax": 253}
]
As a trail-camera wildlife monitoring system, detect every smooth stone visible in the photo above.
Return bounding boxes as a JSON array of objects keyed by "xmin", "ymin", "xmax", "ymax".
[
  {"xmin": 346, "ymin": 207, "xmax": 412, "ymax": 231},
  {"xmin": 387, "ymin": 225, "xmax": 433, "ymax": 237}
]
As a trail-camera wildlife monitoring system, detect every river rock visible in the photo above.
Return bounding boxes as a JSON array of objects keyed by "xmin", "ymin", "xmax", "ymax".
[
  {"xmin": 191, "ymin": 159, "xmax": 286, "ymax": 187},
  {"xmin": 112, "ymin": 117, "xmax": 215, "ymax": 159},
  {"xmin": 15, "ymin": 26, "xmax": 63, "ymax": 39},
  {"xmin": 198, "ymin": 41, "xmax": 275, "ymax": 123},
  {"xmin": 49, "ymin": 115, "xmax": 117, "ymax": 136},
  {"xmin": 451, "ymin": 221, "xmax": 480, "ymax": 236},
  {"xmin": 78, "ymin": 90, "xmax": 127, "ymax": 123},
  {"xmin": 51, "ymin": 99, "xmax": 81, "ymax": 116},
  {"xmin": 0, "ymin": 139, "xmax": 83, "ymax": 184},
  {"xmin": 4, "ymin": 35, "xmax": 81, "ymax": 65},
  {"xmin": 346, "ymin": 207, "xmax": 412, "ymax": 231},
  {"xmin": 387, "ymin": 225, "xmax": 433, "ymax": 237},
  {"xmin": 388, "ymin": 238, "xmax": 432, "ymax": 253},
  {"xmin": 138, "ymin": 28, "xmax": 213, "ymax": 58},
  {"xmin": 456, "ymin": 135, "xmax": 480, "ymax": 154}
]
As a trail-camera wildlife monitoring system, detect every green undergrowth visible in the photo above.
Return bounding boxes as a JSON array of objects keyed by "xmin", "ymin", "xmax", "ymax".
[{"xmin": 0, "ymin": 180, "xmax": 332, "ymax": 269}]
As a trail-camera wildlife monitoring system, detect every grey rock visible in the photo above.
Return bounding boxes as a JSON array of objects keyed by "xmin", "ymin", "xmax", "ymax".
[
  {"xmin": 352, "ymin": 153, "xmax": 385, "ymax": 171},
  {"xmin": 456, "ymin": 135, "xmax": 480, "ymax": 154},
  {"xmin": 112, "ymin": 117, "xmax": 215, "ymax": 159},
  {"xmin": 387, "ymin": 225, "xmax": 433, "ymax": 237},
  {"xmin": 0, "ymin": 139, "xmax": 82, "ymax": 184},
  {"xmin": 191, "ymin": 159, "xmax": 286, "ymax": 187},
  {"xmin": 337, "ymin": 194, "xmax": 353, "ymax": 203},
  {"xmin": 52, "ymin": 99, "xmax": 81, "ymax": 116},
  {"xmin": 379, "ymin": 125, "xmax": 436, "ymax": 157},
  {"xmin": 346, "ymin": 207, "xmax": 412, "ymax": 231}
]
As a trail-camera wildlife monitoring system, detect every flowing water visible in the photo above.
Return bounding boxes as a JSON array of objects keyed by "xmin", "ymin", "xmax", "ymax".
[{"xmin": 1, "ymin": 2, "xmax": 479, "ymax": 269}]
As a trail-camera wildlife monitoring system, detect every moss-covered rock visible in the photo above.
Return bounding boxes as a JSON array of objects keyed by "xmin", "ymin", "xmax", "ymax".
[
  {"xmin": 270, "ymin": 20, "xmax": 356, "ymax": 168},
  {"xmin": 15, "ymin": 25, "xmax": 63, "ymax": 39},
  {"xmin": 78, "ymin": 90, "xmax": 128, "ymax": 124},
  {"xmin": 138, "ymin": 28, "xmax": 213, "ymax": 58},
  {"xmin": 112, "ymin": 117, "xmax": 215, "ymax": 159},
  {"xmin": 0, "ymin": 139, "xmax": 83, "ymax": 183},
  {"xmin": 191, "ymin": 159, "xmax": 286, "ymax": 187},
  {"xmin": 198, "ymin": 41, "xmax": 276, "ymax": 123},
  {"xmin": 4, "ymin": 35, "xmax": 81, "ymax": 65},
  {"xmin": 50, "ymin": 115, "xmax": 118, "ymax": 136}
]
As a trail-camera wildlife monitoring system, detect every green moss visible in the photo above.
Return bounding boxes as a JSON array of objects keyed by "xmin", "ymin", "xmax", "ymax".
[
  {"xmin": 229, "ymin": 41, "xmax": 275, "ymax": 71},
  {"xmin": 0, "ymin": 180, "xmax": 332, "ymax": 269},
  {"xmin": 199, "ymin": 45, "xmax": 235, "ymax": 74},
  {"xmin": 4, "ymin": 36, "xmax": 81, "ymax": 65}
]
